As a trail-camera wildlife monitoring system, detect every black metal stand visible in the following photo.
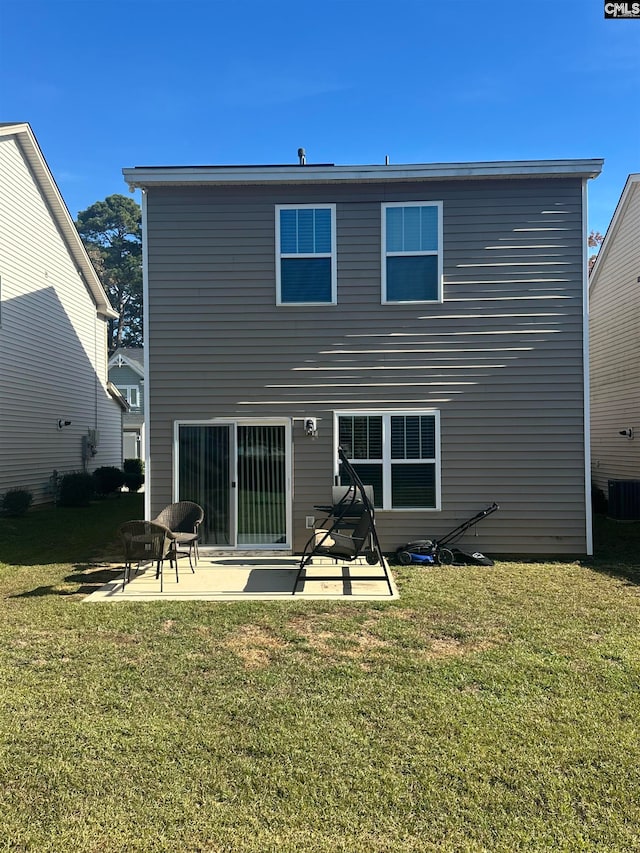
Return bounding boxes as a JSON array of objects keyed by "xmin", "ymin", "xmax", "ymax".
[{"xmin": 293, "ymin": 447, "xmax": 394, "ymax": 596}]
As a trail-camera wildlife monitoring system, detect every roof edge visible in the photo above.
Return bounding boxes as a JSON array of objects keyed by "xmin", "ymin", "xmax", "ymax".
[
  {"xmin": 107, "ymin": 381, "xmax": 129, "ymax": 411},
  {"xmin": 589, "ymin": 173, "xmax": 640, "ymax": 289},
  {"xmin": 123, "ymin": 158, "xmax": 604, "ymax": 189},
  {"xmin": 0, "ymin": 123, "xmax": 118, "ymax": 320},
  {"xmin": 108, "ymin": 349, "xmax": 145, "ymax": 376}
]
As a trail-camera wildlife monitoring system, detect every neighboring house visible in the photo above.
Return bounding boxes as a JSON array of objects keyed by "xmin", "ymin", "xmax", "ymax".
[
  {"xmin": 108, "ymin": 347, "xmax": 145, "ymax": 460},
  {"xmin": 0, "ymin": 122, "xmax": 124, "ymax": 504},
  {"xmin": 589, "ymin": 173, "xmax": 640, "ymax": 495},
  {"xmin": 123, "ymin": 156, "xmax": 602, "ymax": 555}
]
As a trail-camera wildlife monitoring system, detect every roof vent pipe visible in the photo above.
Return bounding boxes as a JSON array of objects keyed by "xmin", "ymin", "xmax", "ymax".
[{"xmin": 298, "ymin": 148, "xmax": 306, "ymax": 166}]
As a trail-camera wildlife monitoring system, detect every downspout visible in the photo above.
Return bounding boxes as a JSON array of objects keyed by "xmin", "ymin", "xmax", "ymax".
[
  {"xmin": 582, "ymin": 178, "xmax": 594, "ymax": 556},
  {"xmin": 141, "ymin": 188, "xmax": 151, "ymax": 520},
  {"xmin": 95, "ymin": 310, "xmax": 99, "ymax": 432}
]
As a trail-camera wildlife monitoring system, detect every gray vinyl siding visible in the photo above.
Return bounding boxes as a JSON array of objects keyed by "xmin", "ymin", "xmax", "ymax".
[
  {"xmin": 110, "ymin": 364, "xmax": 142, "ymax": 391},
  {"xmin": 0, "ymin": 134, "xmax": 120, "ymax": 503},
  {"xmin": 109, "ymin": 364, "xmax": 144, "ymax": 429},
  {"xmin": 590, "ymin": 181, "xmax": 640, "ymax": 492},
  {"xmin": 145, "ymin": 178, "xmax": 588, "ymax": 554}
]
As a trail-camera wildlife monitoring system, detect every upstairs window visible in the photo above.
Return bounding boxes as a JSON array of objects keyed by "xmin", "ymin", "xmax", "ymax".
[
  {"xmin": 276, "ymin": 204, "xmax": 336, "ymax": 305},
  {"xmin": 122, "ymin": 386, "xmax": 140, "ymax": 408},
  {"xmin": 337, "ymin": 410, "xmax": 441, "ymax": 510},
  {"xmin": 382, "ymin": 202, "xmax": 443, "ymax": 303}
]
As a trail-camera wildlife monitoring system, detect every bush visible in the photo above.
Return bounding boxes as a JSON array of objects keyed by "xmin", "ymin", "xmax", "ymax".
[
  {"xmin": 58, "ymin": 472, "xmax": 95, "ymax": 507},
  {"xmin": 123, "ymin": 472, "xmax": 145, "ymax": 492},
  {"xmin": 1, "ymin": 488, "xmax": 33, "ymax": 517},
  {"xmin": 124, "ymin": 458, "xmax": 144, "ymax": 475},
  {"xmin": 93, "ymin": 466, "xmax": 126, "ymax": 496}
]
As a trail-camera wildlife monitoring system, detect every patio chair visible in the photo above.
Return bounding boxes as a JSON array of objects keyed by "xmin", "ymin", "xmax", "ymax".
[
  {"xmin": 153, "ymin": 501, "xmax": 204, "ymax": 571},
  {"xmin": 119, "ymin": 520, "xmax": 178, "ymax": 592}
]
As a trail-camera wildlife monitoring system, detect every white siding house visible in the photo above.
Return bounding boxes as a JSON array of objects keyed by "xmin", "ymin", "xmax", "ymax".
[
  {"xmin": 0, "ymin": 123, "xmax": 124, "ymax": 504},
  {"xmin": 589, "ymin": 174, "xmax": 640, "ymax": 496}
]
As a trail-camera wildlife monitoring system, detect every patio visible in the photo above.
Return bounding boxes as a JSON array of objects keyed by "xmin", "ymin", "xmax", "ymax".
[{"xmin": 84, "ymin": 554, "xmax": 399, "ymax": 602}]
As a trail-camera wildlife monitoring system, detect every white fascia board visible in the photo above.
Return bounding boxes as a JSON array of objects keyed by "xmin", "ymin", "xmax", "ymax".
[
  {"xmin": 123, "ymin": 159, "xmax": 604, "ymax": 189},
  {"xmin": 589, "ymin": 173, "xmax": 640, "ymax": 291},
  {"xmin": 0, "ymin": 123, "xmax": 119, "ymax": 320},
  {"xmin": 108, "ymin": 351, "xmax": 145, "ymax": 377},
  {"xmin": 107, "ymin": 381, "xmax": 129, "ymax": 411}
]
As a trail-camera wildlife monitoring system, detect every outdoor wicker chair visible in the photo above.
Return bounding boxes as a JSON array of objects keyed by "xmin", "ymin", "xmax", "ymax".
[
  {"xmin": 119, "ymin": 520, "xmax": 178, "ymax": 592},
  {"xmin": 153, "ymin": 501, "xmax": 204, "ymax": 570}
]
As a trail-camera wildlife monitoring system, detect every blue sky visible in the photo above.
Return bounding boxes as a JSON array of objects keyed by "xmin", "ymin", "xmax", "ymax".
[{"xmin": 1, "ymin": 0, "xmax": 638, "ymax": 236}]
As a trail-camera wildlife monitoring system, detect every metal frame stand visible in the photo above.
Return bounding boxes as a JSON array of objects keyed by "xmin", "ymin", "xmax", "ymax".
[{"xmin": 293, "ymin": 447, "xmax": 394, "ymax": 596}]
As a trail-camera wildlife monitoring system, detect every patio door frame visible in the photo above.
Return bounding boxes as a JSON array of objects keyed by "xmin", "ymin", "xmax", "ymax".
[{"xmin": 173, "ymin": 418, "xmax": 292, "ymax": 550}]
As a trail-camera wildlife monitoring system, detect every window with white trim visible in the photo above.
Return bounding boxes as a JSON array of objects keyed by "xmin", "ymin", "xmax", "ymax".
[
  {"xmin": 122, "ymin": 385, "xmax": 140, "ymax": 408},
  {"xmin": 382, "ymin": 202, "xmax": 443, "ymax": 303},
  {"xmin": 337, "ymin": 411, "xmax": 440, "ymax": 509},
  {"xmin": 276, "ymin": 204, "xmax": 336, "ymax": 305}
]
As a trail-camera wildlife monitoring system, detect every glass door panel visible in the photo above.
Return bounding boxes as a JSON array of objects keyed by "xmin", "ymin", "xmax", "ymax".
[
  {"xmin": 178, "ymin": 425, "xmax": 231, "ymax": 545},
  {"xmin": 178, "ymin": 422, "xmax": 288, "ymax": 548},
  {"xmin": 237, "ymin": 425, "xmax": 286, "ymax": 546}
]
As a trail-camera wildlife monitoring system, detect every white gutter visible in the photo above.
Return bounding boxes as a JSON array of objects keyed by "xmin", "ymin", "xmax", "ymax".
[
  {"xmin": 124, "ymin": 159, "xmax": 604, "ymax": 189},
  {"xmin": 141, "ymin": 189, "xmax": 151, "ymax": 521},
  {"xmin": 582, "ymin": 178, "xmax": 594, "ymax": 557}
]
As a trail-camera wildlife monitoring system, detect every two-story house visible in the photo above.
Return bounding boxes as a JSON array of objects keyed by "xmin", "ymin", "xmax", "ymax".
[
  {"xmin": 123, "ymin": 157, "xmax": 602, "ymax": 556},
  {"xmin": 589, "ymin": 173, "xmax": 640, "ymax": 518},
  {"xmin": 108, "ymin": 347, "xmax": 145, "ymax": 460},
  {"xmin": 0, "ymin": 123, "xmax": 124, "ymax": 504}
]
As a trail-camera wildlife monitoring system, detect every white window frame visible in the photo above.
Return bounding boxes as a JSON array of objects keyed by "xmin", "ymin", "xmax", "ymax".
[
  {"xmin": 334, "ymin": 409, "xmax": 441, "ymax": 511},
  {"xmin": 275, "ymin": 203, "xmax": 337, "ymax": 306},
  {"xmin": 122, "ymin": 385, "xmax": 140, "ymax": 408},
  {"xmin": 381, "ymin": 201, "xmax": 443, "ymax": 304}
]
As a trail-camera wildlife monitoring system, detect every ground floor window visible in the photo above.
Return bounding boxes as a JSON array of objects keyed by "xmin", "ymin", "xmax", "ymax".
[{"xmin": 336, "ymin": 410, "xmax": 440, "ymax": 510}]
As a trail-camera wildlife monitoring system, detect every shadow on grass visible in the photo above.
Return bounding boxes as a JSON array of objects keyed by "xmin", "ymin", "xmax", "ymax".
[
  {"xmin": 10, "ymin": 564, "xmax": 123, "ymax": 598},
  {"xmin": 392, "ymin": 515, "xmax": 640, "ymax": 586},
  {"xmin": 0, "ymin": 493, "xmax": 143, "ymax": 567},
  {"xmin": 583, "ymin": 514, "xmax": 640, "ymax": 586}
]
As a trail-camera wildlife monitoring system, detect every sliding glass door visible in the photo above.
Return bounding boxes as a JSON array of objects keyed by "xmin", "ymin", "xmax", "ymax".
[{"xmin": 177, "ymin": 421, "xmax": 289, "ymax": 548}]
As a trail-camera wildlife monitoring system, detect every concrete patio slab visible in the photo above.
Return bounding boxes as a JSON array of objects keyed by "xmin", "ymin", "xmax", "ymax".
[{"xmin": 84, "ymin": 555, "xmax": 399, "ymax": 602}]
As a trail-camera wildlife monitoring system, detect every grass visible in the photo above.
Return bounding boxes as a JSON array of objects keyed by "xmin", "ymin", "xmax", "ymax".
[{"xmin": 0, "ymin": 497, "xmax": 639, "ymax": 852}]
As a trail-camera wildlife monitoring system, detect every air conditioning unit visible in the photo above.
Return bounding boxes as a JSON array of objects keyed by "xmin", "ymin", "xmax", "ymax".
[{"xmin": 608, "ymin": 480, "xmax": 640, "ymax": 521}]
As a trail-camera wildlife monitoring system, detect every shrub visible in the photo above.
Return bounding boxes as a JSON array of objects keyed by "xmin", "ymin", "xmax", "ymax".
[
  {"xmin": 123, "ymin": 472, "xmax": 145, "ymax": 492},
  {"xmin": 58, "ymin": 472, "xmax": 95, "ymax": 507},
  {"xmin": 1, "ymin": 488, "xmax": 33, "ymax": 517},
  {"xmin": 93, "ymin": 466, "xmax": 126, "ymax": 496},
  {"xmin": 124, "ymin": 458, "xmax": 144, "ymax": 475}
]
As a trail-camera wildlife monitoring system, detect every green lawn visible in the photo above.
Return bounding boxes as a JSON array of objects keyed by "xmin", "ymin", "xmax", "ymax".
[{"xmin": 1, "ymin": 497, "xmax": 639, "ymax": 852}]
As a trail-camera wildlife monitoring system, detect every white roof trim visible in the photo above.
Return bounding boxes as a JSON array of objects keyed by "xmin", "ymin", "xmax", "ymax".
[
  {"xmin": 123, "ymin": 159, "xmax": 603, "ymax": 189},
  {"xmin": 108, "ymin": 349, "xmax": 144, "ymax": 377},
  {"xmin": 107, "ymin": 381, "xmax": 129, "ymax": 411},
  {"xmin": 0, "ymin": 123, "xmax": 118, "ymax": 320},
  {"xmin": 589, "ymin": 173, "xmax": 640, "ymax": 290}
]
